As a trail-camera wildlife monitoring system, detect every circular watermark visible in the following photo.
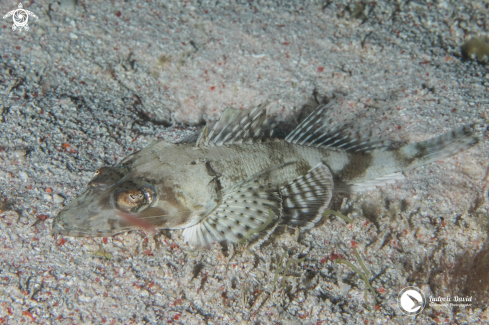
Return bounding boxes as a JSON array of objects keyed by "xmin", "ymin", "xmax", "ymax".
[
  {"xmin": 3, "ymin": 3, "xmax": 38, "ymax": 32},
  {"xmin": 398, "ymin": 286, "xmax": 425, "ymax": 315}
]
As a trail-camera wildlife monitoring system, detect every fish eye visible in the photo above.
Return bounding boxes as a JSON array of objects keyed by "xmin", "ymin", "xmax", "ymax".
[
  {"xmin": 128, "ymin": 193, "xmax": 144, "ymax": 202},
  {"xmin": 114, "ymin": 184, "xmax": 156, "ymax": 213},
  {"xmin": 141, "ymin": 186, "xmax": 156, "ymax": 205}
]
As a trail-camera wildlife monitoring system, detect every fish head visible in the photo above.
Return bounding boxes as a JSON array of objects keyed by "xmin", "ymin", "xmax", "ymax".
[
  {"xmin": 87, "ymin": 166, "xmax": 127, "ymax": 188},
  {"xmin": 54, "ymin": 141, "xmax": 219, "ymax": 237},
  {"xmin": 53, "ymin": 166, "xmax": 192, "ymax": 237}
]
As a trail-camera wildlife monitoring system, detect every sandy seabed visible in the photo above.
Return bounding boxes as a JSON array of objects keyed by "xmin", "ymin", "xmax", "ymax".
[{"xmin": 0, "ymin": 0, "xmax": 488, "ymax": 324}]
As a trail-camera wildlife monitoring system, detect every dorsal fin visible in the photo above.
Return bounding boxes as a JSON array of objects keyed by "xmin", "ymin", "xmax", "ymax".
[
  {"xmin": 196, "ymin": 102, "xmax": 269, "ymax": 147},
  {"xmin": 286, "ymin": 101, "xmax": 391, "ymax": 153}
]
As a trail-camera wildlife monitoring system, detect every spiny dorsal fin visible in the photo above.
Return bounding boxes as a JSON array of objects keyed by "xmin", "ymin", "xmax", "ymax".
[
  {"xmin": 280, "ymin": 164, "xmax": 334, "ymax": 229},
  {"xmin": 195, "ymin": 124, "xmax": 208, "ymax": 146},
  {"xmin": 286, "ymin": 101, "xmax": 391, "ymax": 153},
  {"xmin": 196, "ymin": 102, "xmax": 269, "ymax": 147}
]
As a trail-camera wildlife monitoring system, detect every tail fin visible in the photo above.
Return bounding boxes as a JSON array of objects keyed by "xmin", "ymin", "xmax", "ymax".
[
  {"xmin": 337, "ymin": 124, "xmax": 482, "ymax": 193},
  {"xmin": 287, "ymin": 100, "xmax": 484, "ymax": 192},
  {"xmin": 396, "ymin": 125, "xmax": 480, "ymax": 169}
]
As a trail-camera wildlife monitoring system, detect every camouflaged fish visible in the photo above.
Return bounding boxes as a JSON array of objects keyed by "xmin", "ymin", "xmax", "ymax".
[{"xmin": 53, "ymin": 101, "xmax": 481, "ymax": 247}]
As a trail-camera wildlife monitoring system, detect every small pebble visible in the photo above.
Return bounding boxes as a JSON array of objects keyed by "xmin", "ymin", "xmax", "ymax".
[
  {"xmin": 60, "ymin": 0, "xmax": 77, "ymax": 13},
  {"xmin": 18, "ymin": 171, "xmax": 28, "ymax": 180},
  {"xmin": 339, "ymin": 282, "xmax": 351, "ymax": 295},
  {"xmin": 53, "ymin": 194, "xmax": 65, "ymax": 204},
  {"xmin": 140, "ymin": 290, "xmax": 149, "ymax": 297},
  {"xmin": 13, "ymin": 149, "xmax": 27, "ymax": 162},
  {"xmin": 78, "ymin": 295, "xmax": 91, "ymax": 302}
]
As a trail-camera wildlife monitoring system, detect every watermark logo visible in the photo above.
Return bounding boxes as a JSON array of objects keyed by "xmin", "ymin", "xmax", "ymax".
[
  {"xmin": 398, "ymin": 286, "xmax": 425, "ymax": 315},
  {"xmin": 3, "ymin": 3, "xmax": 38, "ymax": 31},
  {"xmin": 429, "ymin": 295, "xmax": 473, "ymax": 308}
]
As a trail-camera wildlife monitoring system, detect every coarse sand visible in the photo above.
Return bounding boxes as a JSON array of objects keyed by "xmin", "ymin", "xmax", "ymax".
[{"xmin": 0, "ymin": 0, "xmax": 488, "ymax": 324}]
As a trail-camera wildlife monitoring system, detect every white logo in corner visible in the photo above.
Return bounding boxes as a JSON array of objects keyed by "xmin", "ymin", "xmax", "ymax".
[
  {"xmin": 398, "ymin": 286, "xmax": 425, "ymax": 315},
  {"xmin": 3, "ymin": 3, "xmax": 38, "ymax": 31}
]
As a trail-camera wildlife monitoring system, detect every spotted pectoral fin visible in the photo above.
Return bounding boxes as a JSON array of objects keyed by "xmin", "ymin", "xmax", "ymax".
[
  {"xmin": 280, "ymin": 164, "xmax": 334, "ymax": 229},
  {"xmin": 196, "ymin": 102, "xmax": 269, "ymax": 147},
  {"xmin": 182, "ymin": 179, "xmax": 282, "ymax": 248}
]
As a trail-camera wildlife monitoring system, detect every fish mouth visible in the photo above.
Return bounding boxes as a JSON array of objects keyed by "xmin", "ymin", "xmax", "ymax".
[
  {"xmin": 53, "ymin": 186, "xmax": 170, "ymax": 237},
  {"xmin": 53, "ymin": 188, "xmax": 129, "ymax": 237},
  {"xmin": 52, "ymin": 216, "xmax": 126, "ymax": 237}
]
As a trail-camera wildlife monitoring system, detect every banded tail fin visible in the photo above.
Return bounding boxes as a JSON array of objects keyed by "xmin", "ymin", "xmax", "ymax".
[
  {"xmin": 396, "ymin": 125, "xmax": 481, "ymax": 169},
  {"xmin": 340, "ymin": 124, "xmax": 482, "ymax": 192}
]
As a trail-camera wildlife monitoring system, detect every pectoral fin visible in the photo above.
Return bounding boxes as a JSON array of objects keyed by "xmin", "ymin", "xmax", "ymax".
[
  {"xmin": 182, "ymin": 176, "xmax": 282, "ymax": 247},
  {"xmin": 182, "ymin": 163, "xmax": 336, "ymax": 247},
  {"xmin": 280, "ymin": 164, "xmax": 334, "ymax": 228}
]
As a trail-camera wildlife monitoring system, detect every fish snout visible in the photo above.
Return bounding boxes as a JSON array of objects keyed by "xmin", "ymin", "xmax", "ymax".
[{"xmin": 53, "ymin": 189, "xmax": 125, "ymax": 237}]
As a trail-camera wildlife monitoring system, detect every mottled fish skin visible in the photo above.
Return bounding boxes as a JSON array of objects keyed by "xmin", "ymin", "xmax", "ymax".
[
  {"xmin": 53, "ymin": 101, "xmax": 482, "ymax": 247},
  {"xmin": 87, "ymin": 166, "xmax": 128, "ymax": 188}
]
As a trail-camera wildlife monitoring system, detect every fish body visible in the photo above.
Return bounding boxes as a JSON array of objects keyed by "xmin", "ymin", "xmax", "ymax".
[{"xmin": 54, "ymin": 102, "xmax": 481, "ymax": 247}]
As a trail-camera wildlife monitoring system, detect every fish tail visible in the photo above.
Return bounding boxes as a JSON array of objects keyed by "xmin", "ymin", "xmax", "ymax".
[
  {"xmin": 338, "ymin": 124, "xmax": 482, "ymax": 193},
  {"xmin": 395, "ymin": 124, "xmax": 481, "ymax": 169}
]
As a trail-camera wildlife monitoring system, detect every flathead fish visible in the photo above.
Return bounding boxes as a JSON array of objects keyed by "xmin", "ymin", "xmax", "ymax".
[{"xmin": 53, "ymin": 101, "xmax": 482, "ymax": 247}]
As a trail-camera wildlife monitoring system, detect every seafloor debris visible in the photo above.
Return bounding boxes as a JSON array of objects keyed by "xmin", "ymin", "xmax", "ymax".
[
  {"xmin": 336, "ymin": 248, "xmax": 377, "ymax": 310},
  {"xmin": 324, "ymin": 209, "xmax": 378, "ymax": 309},
  {"xmin": 461, "ymin": 37, "xmax": 489, "ymax": 64}
]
